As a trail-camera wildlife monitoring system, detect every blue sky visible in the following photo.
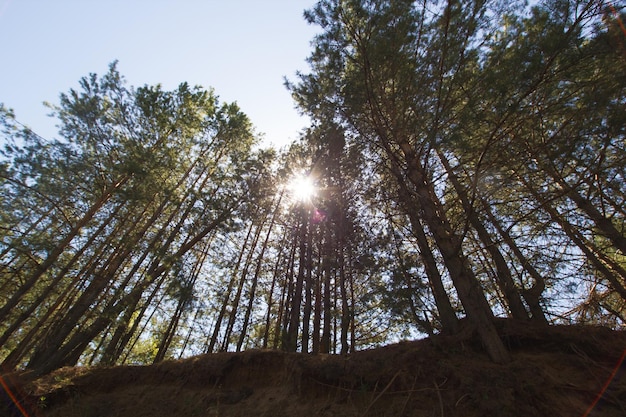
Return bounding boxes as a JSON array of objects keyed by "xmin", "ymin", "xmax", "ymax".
[{"xmin": 0, "ymin": 0, "xmax": 318, "ymax": 148}]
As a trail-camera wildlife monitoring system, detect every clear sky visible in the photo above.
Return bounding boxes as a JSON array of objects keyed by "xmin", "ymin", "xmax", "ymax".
[{"xmin": 0, "ymin": 0, "xmax": 319, "ymax": 148}]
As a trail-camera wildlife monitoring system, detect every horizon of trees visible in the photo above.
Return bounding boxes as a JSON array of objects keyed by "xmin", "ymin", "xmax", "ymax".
[{"xmin": 1, "ymin": 0, "xmax": 624, "ymax": 374}]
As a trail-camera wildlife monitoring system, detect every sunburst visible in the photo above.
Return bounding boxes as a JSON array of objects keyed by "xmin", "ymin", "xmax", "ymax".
[{"xmin": 287, "ymin": 174, "xmax": 316, "ymax": 202}]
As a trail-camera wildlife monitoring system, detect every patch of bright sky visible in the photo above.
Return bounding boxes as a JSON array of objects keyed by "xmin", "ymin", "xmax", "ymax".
[{"xmin": 0, "ymin": 0, "xmax": 319, "ymax": 148}]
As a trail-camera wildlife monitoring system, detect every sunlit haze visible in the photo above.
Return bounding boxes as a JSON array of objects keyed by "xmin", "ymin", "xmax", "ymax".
[{"xmin": 287, "ymin": 174, "xmax": 316, "ymax": 202}]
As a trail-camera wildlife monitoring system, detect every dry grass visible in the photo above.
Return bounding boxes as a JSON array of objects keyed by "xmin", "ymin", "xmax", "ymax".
[{"xmin": 2, "ymin": 321, "xmax": 625, "ymax": 417}]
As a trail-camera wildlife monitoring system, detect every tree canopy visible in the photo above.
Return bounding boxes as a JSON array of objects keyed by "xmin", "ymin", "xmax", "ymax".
[{"xmin": 0, "ymin": 0, "xmax": 624, "ymax": 374}]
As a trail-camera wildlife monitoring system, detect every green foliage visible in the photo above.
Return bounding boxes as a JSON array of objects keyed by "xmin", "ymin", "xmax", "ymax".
[
  {"xmin": 1, "ymin": 0, "xmax": 625, "ymax": 374},
  {"xmin": 0, "ymin": 62, "xmax": 265, "ymax": 373},
  {"xmin": 291, "ymin": 0, "xmax": 626, "ymax": 333}
]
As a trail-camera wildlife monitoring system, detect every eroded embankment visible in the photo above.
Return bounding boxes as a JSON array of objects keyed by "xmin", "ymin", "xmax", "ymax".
[{"xmin": 2, "ymin": 322, "xmax": 625, "ymax": 417}]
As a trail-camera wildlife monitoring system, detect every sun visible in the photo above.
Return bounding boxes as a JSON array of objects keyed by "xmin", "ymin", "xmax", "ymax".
[{"xmin": 287, "ymin": 174, "xmax": 316, "ymax": 202}]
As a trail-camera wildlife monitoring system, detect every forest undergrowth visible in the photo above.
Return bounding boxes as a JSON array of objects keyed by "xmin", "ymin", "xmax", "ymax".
[{"xmin": 2, "ymin": 320, "xmax": 625, "ymax": 417}]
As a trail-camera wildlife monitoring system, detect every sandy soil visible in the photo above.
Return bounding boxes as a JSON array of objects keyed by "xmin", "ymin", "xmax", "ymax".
[{"xmin": 2, "ymin": 320, "xmax": 625, "ymax": 417}]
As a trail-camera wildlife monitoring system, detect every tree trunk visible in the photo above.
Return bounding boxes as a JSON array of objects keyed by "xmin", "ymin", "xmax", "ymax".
[
  {"xmin": 238, "ymin": 193, "xmax": 282, "ymax": 351},
  {"xmin": 388, "ymin": 177, "xmax": 460, "ymax": 334},
  {"xmin": 221, "ymin": 219, "xmax": 264, "ymax": 351},
  {"xmin": 0, "ymin": 175, "xmax": 130, "ymax": 323},
  {"xmin": 547, "ymin": 163, "xmax": 626, "ymax": 255},
  {"xmin": 438, "ymin": 151, "xmax": 529, "ymax": 320},
  {"xmin": 262, "ymin": 241, "xmax": 285, "ymax": 349},
  {"xmin": 26, "ymin": 206, "xmax": 233, "ymax": 375},
  {"xmin": 285, "ymin": 209, "xmax": 308, "ymax": 352},
  {"xmin": 398, "ymin": 143, "xmax": 510, "ymax": 363},
  {"xmin": 312, "ymin": 242, "xmax": 323, "ymax": 354},
  {"xmin": 273, "ymin": 233, "xmax": 298, "ymax": 350},
  {"xmin": 207, "ymin": 220, "xmax": 255, "ymax": 353},
  {"xmin": 520, "ymin": 174, "xmax": 626, "ymax": 301},
  {"xmin": 301, "ymin": 213, "xmax": 315, "ymax": 353},
  {"xmin": 479, "ymin": 195, "xmax": 548, "ymax": 324},
  {"xmin": 320, "ymin": 223, "xmax": 333, "ymax": 354},
  {"xmin": 0, "ymin": 201, "xmax": 125, "ymax": 351}
]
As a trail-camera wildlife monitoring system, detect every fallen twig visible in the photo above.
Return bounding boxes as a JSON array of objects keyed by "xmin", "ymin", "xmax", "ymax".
[{"xmin": 360, "ymin": 370, "xmax": 401, "ymax": 417}]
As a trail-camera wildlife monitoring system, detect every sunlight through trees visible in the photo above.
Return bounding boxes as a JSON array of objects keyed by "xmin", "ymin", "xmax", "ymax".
[
  {"xmin": 287, "ymin": 173, "xmax": 317, "ymax": 202},
  {"xmin": 0, "ymin": 0, "xmax": 624, "ymax": 374}
]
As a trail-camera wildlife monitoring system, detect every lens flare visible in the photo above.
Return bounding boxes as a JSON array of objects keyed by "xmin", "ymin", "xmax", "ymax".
[{"xmin": 287, "ymin": 174, "xmax": 316, "ymax": 202}]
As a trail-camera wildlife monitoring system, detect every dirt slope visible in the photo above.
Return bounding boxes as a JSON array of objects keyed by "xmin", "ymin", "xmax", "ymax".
[{"xmin": 2, "ymin": 321, "xmax": 625, "ymax": 417}]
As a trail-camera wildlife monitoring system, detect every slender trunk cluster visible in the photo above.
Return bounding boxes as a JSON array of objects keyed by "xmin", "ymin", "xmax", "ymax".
[{"xmin": 0, "ymin": 0, "xmax": 623, "ymax": 375}]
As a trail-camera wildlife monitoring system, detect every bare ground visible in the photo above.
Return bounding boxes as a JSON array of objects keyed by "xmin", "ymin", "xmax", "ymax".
[{"xmin": 2, "ymin": 320, "xmax": 625, "ymax": 417}]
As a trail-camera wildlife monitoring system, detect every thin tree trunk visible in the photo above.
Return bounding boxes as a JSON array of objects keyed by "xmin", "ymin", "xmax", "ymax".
[
  {"xmin": 1, "ymin": 226, "xmax": 122, "ymax": 368},
  {"xmin": 0, "ymin": 175, "xmax": 130, "ymax": 322},
  {"xmin": 153, "ymin": 296, "xmax": 186, "ymax": 364},
  {"xmin": 312, "ymin": 241, "xmax": 323, "ymax": 354},
  {"xmin": 273, "ymin": 233, "xmax": 297, "ymax": 350},
  {"xmin": 27, "ymin": 206, "xmax": 234, "ymax": 375},
  {"xmin": 347, "ymin": 244, "xmax": 356, "ymax": 352},
  {"xmin": 25, "ymin": 193, "xmax": 162, "ymax": 371},
  {"xmin": 154, "ymin": 236, "xmax": 211, "ymax": 363},
  {"xmin": 221, "ymin": 219, "xmax": 264, "ymax": 351},
  {"xmin": 336, "ymin": 174, "xmax": 351, "ymax": 354},
  {"xmin": 320, "ymin": 223, "xmax": 332, "ymax": 354},
  {"xmin": 285, "ymin": 209, "xmax": 308, "ymax": 352},
  {"xmin": 208, "ymin": 220, "xmax": 256, "ymax": 353},
  {"xmin": 262, "ymin": 242, "xmax": 284, "ymax": 349},
  {"xmin": 389, "ymin": 222, "xmax": 435, "ymax": 335},
  {"xmin": 100, "ymin": 152, "xmax": 215, "ymax": 362},
  {"xmin": 0, "ymin": 201, "xmax": 125, "ymax": 350},
  {"xmin": 479, "ymin": 195, "xmax": 548, "ymax": 324},
  {"xmin": 238, "ymin": 192, "xmax": 282, "ymax": 351},
  {"xmin": 387, "ymin": 180, "xmax": 459, "ymax": 334},
  {"xmin": 338, "ymin": 245, "xmax": 349, "ymax": 354},
  {"xmin": 438, "ymin": 151, "xmax": 529, "ymax": 320},
  {"xmin": 397, "ymin": 142, "xmax": 510, "ymax": 363},
  {"xmin": 26, "ymin": 243, "xmax": 135, "ymax": 370},
  {"xmin": 301, "ymin": 214, "xmax": 314, "ymax": 353},
  {"xmin": 545, "ymin": 161, "xmax": 626, "ymax": 254},
  {"xmin": 116, "ymin": 275, "xmax": 169, "ymax": 364},
  {"xmin": 520, "ymin": 174, "xmax": 626, "ymax": 301}
]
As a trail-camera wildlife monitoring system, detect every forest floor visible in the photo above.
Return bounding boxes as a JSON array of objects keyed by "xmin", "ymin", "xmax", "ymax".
[{"xmin": 2, "ymin": 320, "xmax": 625, "ymax": 417}]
